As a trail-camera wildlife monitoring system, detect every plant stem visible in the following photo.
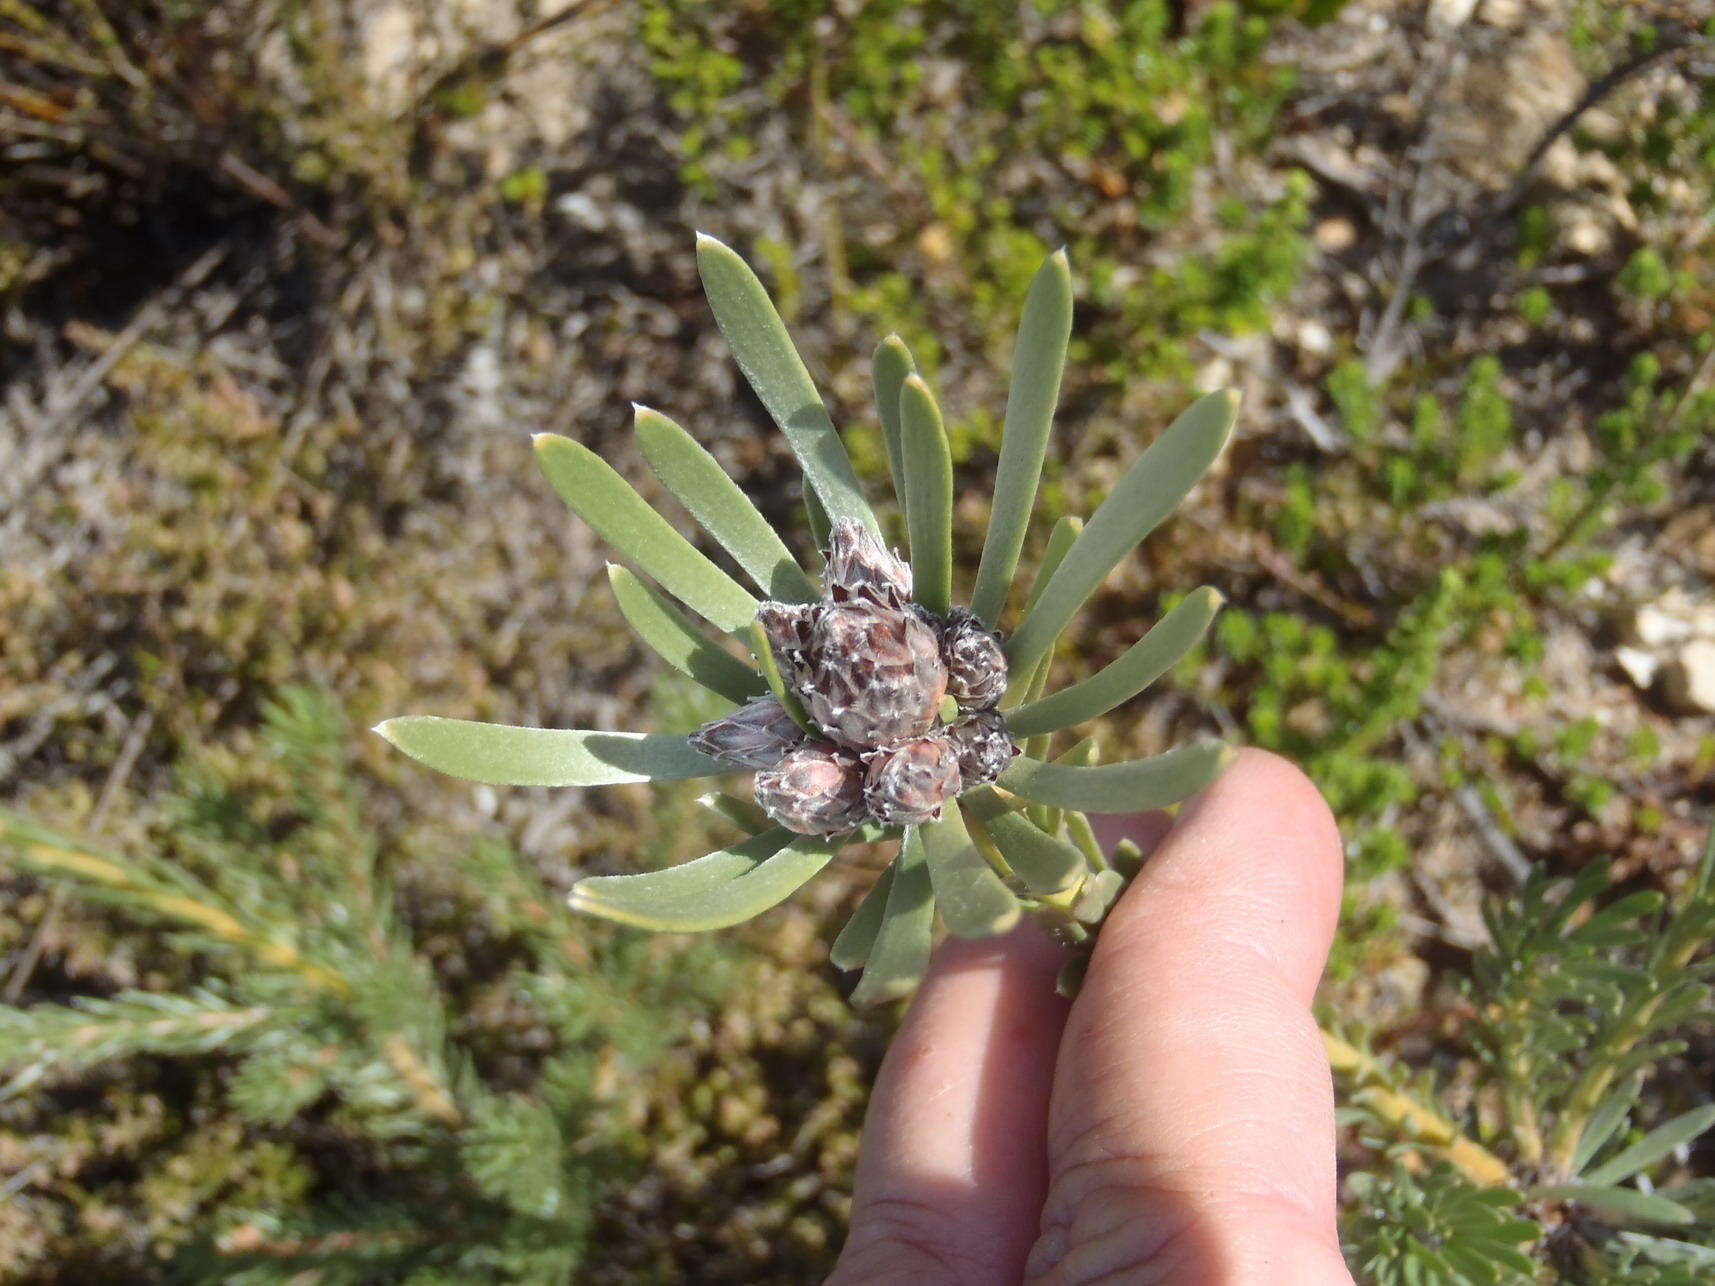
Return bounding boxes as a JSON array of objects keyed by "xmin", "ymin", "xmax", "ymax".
[
  {"xmin": 14, "ymin": 836, "xmax": 351, "ymax": 995},
  {"xmin": 1323, "ymin": 1030, "xmax": 1513, "ymax": 1188}
]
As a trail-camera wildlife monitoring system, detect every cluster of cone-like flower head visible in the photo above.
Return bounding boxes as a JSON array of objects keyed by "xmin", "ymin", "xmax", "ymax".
[{"xmin": 690, "ymin": 520, "xmax": 1017, "ymax": 834}]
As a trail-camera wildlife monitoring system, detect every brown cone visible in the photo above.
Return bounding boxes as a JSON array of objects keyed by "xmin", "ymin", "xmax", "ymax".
[
  {"xmin": 756, "ymin": 600, "xmax": 820, "ymax": 692},
  {"xmin": 940, "ymin": 609, "xmax": 1008, "ymax": 709},
  {"xmin": 801, "ymin": 600, "xmax": 947, "ymax": 748},
  {"xmin": 945, "ymin": 707, "xmax": 1017, "ymax": 788},
  {"xmin": 823, "ymin": 518, "xmax": 912, "ymax": 608},
  {"xmin": 864, "ymin": 732, "xmax": 963, "ymax": 827},
  {"xmin": 689, "ymin": 695, "xmax": 807, "ymax": 769},
  {"xmin": 754, "ymin": 743, "xmax": 869, "ymax": 835}
]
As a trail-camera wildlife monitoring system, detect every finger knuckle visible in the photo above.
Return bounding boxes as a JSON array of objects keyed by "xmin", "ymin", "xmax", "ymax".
[{"xmin": 831, "ymin": 1195, "xmax": 991, "ymax": 1286}]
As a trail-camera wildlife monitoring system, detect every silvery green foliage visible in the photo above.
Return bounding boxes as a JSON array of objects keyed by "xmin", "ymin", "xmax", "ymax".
[
  {"xmin": 1337, "ymin": 828, "xmax": 1715, "ymax": 1280},
  {"xmin": 378, "ymin": 234, "xmax": 1240, "ymax": 1001}
]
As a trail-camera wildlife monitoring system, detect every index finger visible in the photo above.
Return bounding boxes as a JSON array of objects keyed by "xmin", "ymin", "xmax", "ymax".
[{"xmin": 1027, "ymin": 748, "xmax": 1352, "ymax": 1285}]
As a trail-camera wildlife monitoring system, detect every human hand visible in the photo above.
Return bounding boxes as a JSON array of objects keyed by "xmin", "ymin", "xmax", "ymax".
[{"xmin": 828, "ymin": 749, "xmax": 1353, "ymax": 1285}]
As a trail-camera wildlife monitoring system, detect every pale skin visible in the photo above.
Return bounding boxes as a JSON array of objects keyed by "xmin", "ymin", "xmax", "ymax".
[{"xmin": 828, "ymin": 749, "xmax": 1356, "ymax": 1286}]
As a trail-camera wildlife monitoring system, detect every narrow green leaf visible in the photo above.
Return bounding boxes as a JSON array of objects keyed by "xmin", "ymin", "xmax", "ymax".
[
  {"xmin": 376, "ymin": 717, "xmax": 727, "ymax": 787},
  {"xmin": 1055, "ymin": 737, "xmax": 1098, "ymax": 765},
  {"xmin": 1694, "ymin": 811, "xmax": 1715, "ymax": 901},
  {"xmin": 898, "ymin": 374, "xmax": 954, "ymax": 614},
  {"xmin": 970, "ymin": 249, "xmax": 1073, "ymax": 625},
  {"xmin": 920, "ymin": 807, "xmax": 1019, "ymax": 938},
  {"xmin": 1573, "ymin": 1083, "xmax": 1640, "ymax": 1175},
  {"xmin": 872, "ymin": 335, "xmax": 916, "ymax": 499},
  {"xmin": 1006, "ymin": 587, "xmax": 1223, "ymax": 737},
  {"xmin": 1584, "ymin": 1106, "xmax": 1715, "ymax": 1186},
  {"xmin": 747, "ymin": 621, "xmax": 815, "ymax": 733},
  {"xmin": 961, "ymin": 788, "xmax": 1083, "ymax": 894},
  {"xmin": 1030, "ymin": 734, "xmax": 1095, "ymax": 833},
  {"xmin": 608, "ymin": 565, "xmax": 765, "ymax": 705},
  {"xmin": 1073, "ymin": 869, "xmax": 1125, "ymax": 923},
  {"xmin": 1063, "ymin": 808, "xmax": 1108, "ymax": 871},
  {"xmin": 695, "ymin": 233, "xmax": 878, "ymax": 534},
  {"xmin": 634, "ymin": 406, "xmax": 819, "ymax": 603},
  {"xmin": 1021, "ymin": 515, "xmax": 1081, "ymax": 617},
  {"xmin": 1006, "ymin": 390, "xmax": 1238, "ymax": 677},
  {"xmin": 851, "ymin": 830, "xmax": 936, "ymax": 1007},
  {"xmin": 696, "ymin": 790, "xmax": 772, "ymax": 835},
  {"xmin": 568, "ymin": 829, "xmax": 838, "ymax": 931},
  {"xmin": 1009, "ymin": 518, "xmax": 1084, "ymax": 724},
  {"xmin": 1613, "ymin": 1231, "xmax": 1715, "ymax": 1267},
  {"xmin": 1530, "ymin": 1183, "xmax": 1695, "ymax": 1227},
  {"xmin": 804, "ymin": 484, "xmax": 832, "ymax": 550},
  {"xmin": 534, "ymin": 433, "xmax": 756, "ymax": 632},
  {"xmin": 830, "ymin": 864, "xmax": 896, "ymax": 971},
  {"xmin": 1000, "ymin": 741, "xmax": 1233, "ymax": 813}
]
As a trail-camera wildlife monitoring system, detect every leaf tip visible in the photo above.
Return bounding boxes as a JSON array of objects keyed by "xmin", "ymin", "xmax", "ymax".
[
  {"xmin": 371, "ymin": 718, "xmax": 402, "ymax": 745},
  {"xmin": 1049, "ymin": 245, "xmax": 1070, "ymax": 267}
]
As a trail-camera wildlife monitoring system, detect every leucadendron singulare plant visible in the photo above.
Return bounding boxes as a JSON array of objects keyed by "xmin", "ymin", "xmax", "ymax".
[{"xmin": 378, "ymin": 235, "xmax": 1237, "ymax": 1004}]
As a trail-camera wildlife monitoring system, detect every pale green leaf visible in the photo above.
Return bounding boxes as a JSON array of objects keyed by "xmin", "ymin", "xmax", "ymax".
[
  {"xmin": 1585, "ymin": 1106, "xmax": 1715, "ymax": 1186},
  {"xmin": 961, "ymin": 787, "xmax": 1083, "ymax": 894},
  {"xmin": 970, "ymin": 249, "xmax": 1072, "ymax": 625},
  {"xmin": 696, "ymin": 790, "xmax": 772, "ymax": 835},
  {"xmin": 872, "ymin": 335, "xmax": 916, "ymax": 499},
  {"xmin": 1006, "ymin": 587, "xmax": 1223, "ymax": 737},
  {"xmin": 608, "ymin": 565, "xmax": 765, "ymax": 705},
  {"xmin": 747, "ymin": 621, "xmax": 815, "ymax": 733},
  {"xmin": 376, "ymin": 717, "xmax": 727, "ymax": 787},
  {"xmin": 920, "ymin": 807, "xmax": 1019, "ymax": 938},
  {"xmin": 830, "ymin": 864, "xmax": 895, "ymax": 971},
  {"xmin": 1028, "ymin": 734, "xmax": 1095, "ymax": 833},
  {"xmin": 898, "ymin": 374, "xmax": 954, "ymax": 615},
  {"xmin": 804, "ymin": 484, "xmax": 832, "ymax": 550},
  {"xmin": 634, "ymin": 406, "xmax": 818, "ymax": 602},
  {"xmin": 568, "ymin": 829, "xmax": 838, "ymax": 931},
  {"xmin": 999, "ymin": 741, "xmax": 1233, "ymax": 813},
  {"xmin": 1011, "ymin": 517, "xmax": 1081, "ymax": 750},
  {"xmin": 534, "ymin": 433, "xmax": 756, "ymax": 632},
  {"xmin": 1055, "ymin": 736, "xmax": 1098, "ymax": 765},
  {"xmin": 1530, "ymin": 1183, "xmax": 1695, "ymax": 1227},
  {"xmin": 1022, "ymin": 515, "xmax": 1081, "ymax": 616},
  {"xmin": 1073, "ymin": 868, "xmax": 1125, "ymax": 923},
  {"xmin": 1008, "ymin": 516, "xmax": 1081, "ymax": 713},
  {"xmin": 851, "ymin": 829, "xmax": 936, "ymax": 1007},
  {"xmin": 695, "ymin": 233, "xmax": 878, "ymax": 534},
  {"xmin": 1006, "ymin": 390, "xmax": 1238, "ymax": 677}
]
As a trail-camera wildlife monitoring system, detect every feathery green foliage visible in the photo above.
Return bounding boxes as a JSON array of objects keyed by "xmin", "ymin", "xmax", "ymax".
[
  {"xmin": 1335, "ymin": 827, "xmax": 1715, "ymax": 1278},
  {"xmin": 0, "ymin": 691, "xmax": 738, "ymax": 1281}
]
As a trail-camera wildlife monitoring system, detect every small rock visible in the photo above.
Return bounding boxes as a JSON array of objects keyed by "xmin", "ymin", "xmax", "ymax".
[
  {"xmin": 1314, "ymin": 217, "xmax": 1357, "ymax": 253},
  {"xmin": 1626, "ymin": 592, "xmax": 1715, "ymax": 648},
  {"xmin": 1297, "ymin": 318, "xmax": 1333, "ymax": 357},
  {"xmin": 1614, "ymin": 645, "xmax": 1659, "ymax": 690},
  {"xmin": 1663, "ymin": 639, "xmax": 1715, "ymax": 715},
  {"xmin": 1563, "ymin": 208, "xmax": 1612, "ymax": 257},
  {"xmin": 1428, "ymin": 0, "xmax": 1479, "ymax": 26}
]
